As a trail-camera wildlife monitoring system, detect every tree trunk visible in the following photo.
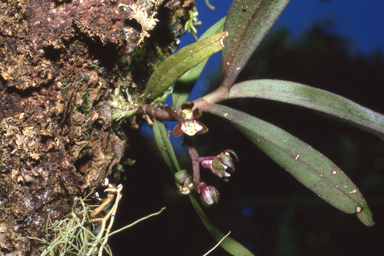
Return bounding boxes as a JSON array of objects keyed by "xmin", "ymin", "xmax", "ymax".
[{"xmin": 0, "ymin": 0, "xmax": 191, "ymax": 254}]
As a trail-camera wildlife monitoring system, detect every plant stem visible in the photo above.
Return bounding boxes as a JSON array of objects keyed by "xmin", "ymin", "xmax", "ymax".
[
  {"xmin": 184, "ymin": 136, "xmax": 201, "ymax": 185},
  {"xmin": 194, "ymin": 85, "xmax": 230, "ymax": 108},
  {"xmin": 141, "ymin": 104, "xmax": 177, "ymax": 121}
]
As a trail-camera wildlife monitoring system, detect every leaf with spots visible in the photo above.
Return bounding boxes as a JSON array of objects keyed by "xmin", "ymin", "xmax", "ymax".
[
  {"xmin": 172, "ymin": 17, "xmax": 226, "ymax": 110},
  {"xmin": 221, "ymin": 0, "xmax": 290, "ymax": 88},
  {"xmin": 199, "ymin": 103, "xmax": 374, "ymax": 226},
  {"xmin": 229, "ymin": 79, "xmax": 384, "ymax": 139},
  {"xmin": 144, "ymin": 31, "xmax": 228, "ymax": 101}
]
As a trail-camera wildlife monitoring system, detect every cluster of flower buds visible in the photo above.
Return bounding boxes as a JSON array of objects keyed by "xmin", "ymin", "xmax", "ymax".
[
  {"xmin": 168, "ymin": 102, "xmax": 239, "ymax": 207},
  {"xmin": 200, "ymin": 150, "xmax": 239, "ymax": 178},
  {"xmin": 173, "ymin": 102, "xmax": 208, "ymax": 137},
  {"xmin": 174, "ymin": 170, "xmax": 195, "ymax": 195},
  {"xmin": 196, "ymin": 181, "xmax": 220, "ymax": 207}
]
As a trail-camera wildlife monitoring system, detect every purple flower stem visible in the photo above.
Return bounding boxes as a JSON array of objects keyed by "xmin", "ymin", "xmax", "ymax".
[{"xmin": 184, "ymin": 136, "xmax": 201, "ymax": 185}]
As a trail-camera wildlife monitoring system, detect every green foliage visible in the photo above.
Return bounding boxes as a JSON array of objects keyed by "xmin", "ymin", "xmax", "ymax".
[
  {"xmin": 144, "ymin": 31, "xmax": 228, "ymax": 101},
  {"xmin": 153, "ymin": 118, "xmax": 180, "ymax": 173},
  {"xmin": 173, "ymin": 17, "xmax": 226, "ymax": 109},
  {"xmin": 228, "ymin": 79, "xmax": 384, "ymax": 138},
  {"xmin": 185, "ymin": 6, "xmax": 202, "ymax": 41},
  {"xmin": 221, "ymin": 0, "xmax": 290, "ymax": 88},
  {"xmin": 199, "ymin": 103, "xmax": 374, "ymax": 226}
]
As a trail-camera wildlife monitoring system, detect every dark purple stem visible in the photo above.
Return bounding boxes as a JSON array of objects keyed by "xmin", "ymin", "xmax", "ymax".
[{"xmin": 184, "ymin": 136, "xmax": 201, "ymax": 185}]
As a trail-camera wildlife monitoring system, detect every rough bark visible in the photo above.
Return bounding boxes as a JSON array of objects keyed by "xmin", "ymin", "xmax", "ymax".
[{"xmin": 0, "ymin": 0, "xmax": 192, "ymax": 254}]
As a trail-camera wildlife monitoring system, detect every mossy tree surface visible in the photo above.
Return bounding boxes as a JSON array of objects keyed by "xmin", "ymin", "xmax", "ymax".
[{"xmin": 0, "ymin": 0, "xmax": 192, "ymax": 254}]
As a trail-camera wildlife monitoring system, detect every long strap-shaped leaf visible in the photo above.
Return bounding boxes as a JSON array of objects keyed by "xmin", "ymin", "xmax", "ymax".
[
  {"xmin": 199, "ymin": 103, "xmax": 374, "ymax": 226},
  {"xmin": 221, "ymin": 0, "xmax": 290, "ymax": 88},
  {"xmin": 144, "ymin": 31, "xmax": 228, "ymax": 101},
  {"xmin": 152, "ymin": 119, "xmax": 180, "ymax": 173},
  {"xmin": 172, "ymin": 17, "xmax": 226, "ymax": 110},
  {"xmin": 190, "ymin": 195, "xmax": 255, "ymax": 256},
  {"xmin": 229, "ymin": 79, "xmax": 384, "ymax": 139}
]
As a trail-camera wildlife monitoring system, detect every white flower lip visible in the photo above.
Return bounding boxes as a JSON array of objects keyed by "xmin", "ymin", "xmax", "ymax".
[{"xmin": 181, "ymin": 121, "xmax": 203, "ymax": 136}]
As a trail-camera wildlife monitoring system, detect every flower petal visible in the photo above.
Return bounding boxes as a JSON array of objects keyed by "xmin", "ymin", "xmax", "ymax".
[
  {"xmin": 181, "ymin": 101, "xmax": 195, "ymax": 110},
  {"xmin": 172, "ymin": 123, "xmax": 183, "ymax": 137},
  {"xmin": 193, "ymin": 108, "xmax": 203, "ymax": 119},
  {"xmin": 195, "ymin": 121, "xmax": 209, "ymax": 135},
  {"xmin": 181, "ymin": 121, "xmax": 205, "ymax": 136}
]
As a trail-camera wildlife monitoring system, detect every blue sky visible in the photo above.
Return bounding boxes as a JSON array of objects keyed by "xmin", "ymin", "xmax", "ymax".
[
  {"xmin": 184, "ymin": 0, "xmax": 384, "ymax": 54},
  {"xmin": 276, "ymin": 0, "xmax": 384, "ymax": 54}
]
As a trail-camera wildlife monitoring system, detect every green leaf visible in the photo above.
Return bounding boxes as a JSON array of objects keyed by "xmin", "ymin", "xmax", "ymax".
[
  {"xmin": 222, "ymin": 0, "xmax": 290, "ymax": 88},
  {"xmin": 199, "ymin": 103, "xmax": 374, "ymax": 226},
  {"xmin": 172, "ymin": 17, "xmax": 227, "ymax": 110},
  {"xmin": 189, "ymin": 195, "xmax": 255, "ymax": 256},
  {"xmin": 144, "ymin": 31, "xmax": 229, "ymax": 101},
  {"xmin": 152, "ymin": 119, "xmax": 180, "ymax": 173},
  {"xmin": 198, "ymin": 17, "xmax": 227, "ymax": 42},
  {"xmin": 229, "ymin": 79, "xmax": 384, "ymax": 139}
]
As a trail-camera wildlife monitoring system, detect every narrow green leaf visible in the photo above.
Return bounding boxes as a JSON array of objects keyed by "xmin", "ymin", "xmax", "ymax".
[
  {"xmin": 144, "ymin": 31, "xmax": 229, "ymax": 101},
  {"xmin": 229, "ymin": 79, "xmax": 384, "ymax": 139},
  {"xmin": 152, "ymin": 119, "xmax": 180, "ymax": 173},
  {"xmin": 197, "ymin": 17, "xmax": 227, "ymax": 43},
  {"xmin": 189, "ymin": 195, "xmax": 255, "ymax": 256},
  {"xmin": 222, "ymin": 0, "xmax": 290, "ymax": 88},
  {"xmin": 199, "ymin": 103, "xmax": 374, "ymax": 226},
  {"xmin": 172, "ymin": 17, "xmax": 226, "ymax": 110}
]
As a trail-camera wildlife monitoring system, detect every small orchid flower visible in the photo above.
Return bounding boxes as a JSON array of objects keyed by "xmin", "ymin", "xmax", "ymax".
[
  {"xmin": 174, "ymin": 170, "xmax": 195, "ymax": 195},
  {"xmin": 196, "ymin": 181, "xmax": 220, "ymax": 207},
  {"xmin": 200, "ymin": 150, "xmax": 239, "ymax": 178},
  {"xmin": 172, "ymin": 102, "xmax": 208, "ymax": 137}
]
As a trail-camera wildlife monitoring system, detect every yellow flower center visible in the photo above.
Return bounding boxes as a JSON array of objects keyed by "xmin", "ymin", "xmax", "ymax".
[{"xmin": 181, "ymin": 108, "xmax": 193, "ymax": 120}]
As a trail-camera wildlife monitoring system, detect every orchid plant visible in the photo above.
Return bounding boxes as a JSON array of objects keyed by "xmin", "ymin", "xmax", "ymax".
[{"xmin": 112, "ymin": 0, "xmax": 382, "ymax": 254}]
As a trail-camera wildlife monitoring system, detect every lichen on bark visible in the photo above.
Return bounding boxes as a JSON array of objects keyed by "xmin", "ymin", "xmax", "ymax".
[{"xmin": 0, "ymin": 0, "xmax": 194, "ymax": 254}]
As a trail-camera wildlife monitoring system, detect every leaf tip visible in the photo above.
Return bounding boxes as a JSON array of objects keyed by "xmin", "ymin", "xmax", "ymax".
[{"xmin": 356, "ymin": 206, "xmax": 375, "ymax": 226}]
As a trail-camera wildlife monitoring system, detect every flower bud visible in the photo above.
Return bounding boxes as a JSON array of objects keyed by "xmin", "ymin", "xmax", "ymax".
[
  {"xmin": 218, "ymin": 150, "xmax": 238, "ymax": 171},
  {"xmin": 201, "ymin": 159, "xmax": 228, "ymax": 178},
  {"xmin": 174, "ymin": 170, "xmax": 194, "ymax": 195},
  {"xmin": 197, "ymin": 182, "xmax": 220, "ymax": 207},
  {"xmin": 201, "ymin": 150, "xmax": 239, "ymax": 178}
]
